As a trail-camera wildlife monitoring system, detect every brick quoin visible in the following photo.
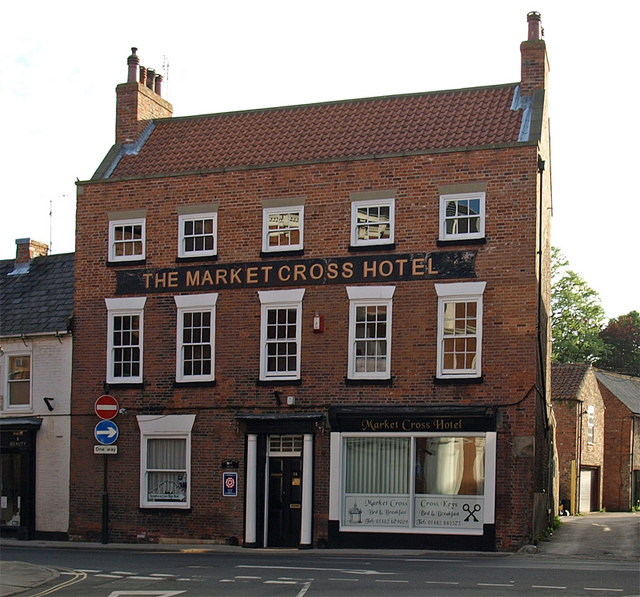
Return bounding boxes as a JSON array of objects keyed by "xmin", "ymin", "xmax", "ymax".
[{"xmin": 70, "ymin": 12, "xmax": 554, "ymax": 551}]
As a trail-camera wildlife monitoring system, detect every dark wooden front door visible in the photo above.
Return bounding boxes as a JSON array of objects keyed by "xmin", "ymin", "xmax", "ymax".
[{"xmin": 267, "ymin": 457, "xmax": 302, "ymax": 547}]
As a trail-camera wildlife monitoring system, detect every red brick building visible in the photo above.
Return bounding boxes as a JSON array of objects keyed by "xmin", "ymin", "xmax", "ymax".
[
  {"xmin": 551, "ymin": 363, "xmax": 605, "ymax": 514},
  {"xmin": 69, "ymin": 12, "xmax": 554, "ymax": 551},
  {"xmin": 596, "ymin": 370, "xmax": 640, "ymax": 512}
]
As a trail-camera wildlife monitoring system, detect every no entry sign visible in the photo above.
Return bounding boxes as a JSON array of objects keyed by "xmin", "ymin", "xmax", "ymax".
[{"xmin": 95, "ymin": 395, "xmax": 119, "ymax": 420}]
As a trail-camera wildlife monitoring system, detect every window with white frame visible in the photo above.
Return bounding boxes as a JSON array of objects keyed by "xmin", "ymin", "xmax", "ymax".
[
  {"xmin": 346, "ymin": 286, "xmax": 395, "ymax": 379},
  {"xmin": 106, "ymin": 297, "xmax": 146, "ymax": 384},
  {"xmin": 435, "ymin": 282, "xmax": 486, "ymax": 379},
  {"xmin": 439, "ymin": 192, "xmax": 485, "ymax": 241},
  {"xmin": 587, "ymin": 405, "xmax": 595, "ymax": 444},
  {"xmin": 137, "ymin": 414, "xmax": 195, "ymax": 509},
  {"xmin": 351, "ymin": 197, "xmax": 395, "ymax": 247},
  {"xmin": 258, "ymin": 289, "xmax": 305, "ymax": 380},
  {"xmin": 174, "ymin": 294, "xmax": 218, "ymax": 382},
  {"xmin": 262, "ymin": 203, "xmax": 304, "ymax": 252},
  {"xmin": 5, "ymin": 354, "xmax": 31, "ymax": 409},
  {"xmin": 335, "ymin": 432, "xmax": 494, "ymax": 534},
  {"xmin": 109, "ymin": 218, "xmax": 146, "ymax": 262},
  {"xmin": 178, "ymin": 210, "xmax": 217, "ymax": 257}
]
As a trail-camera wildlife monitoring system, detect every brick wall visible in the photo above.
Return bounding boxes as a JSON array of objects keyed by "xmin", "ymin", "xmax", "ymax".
[
  {"xmin": 600, "ymin": 383, "xmax": 634, "ymax": 511},
  {"xmin": 70, "ymin": 140, "xmax": 547, "ymax": 548}
]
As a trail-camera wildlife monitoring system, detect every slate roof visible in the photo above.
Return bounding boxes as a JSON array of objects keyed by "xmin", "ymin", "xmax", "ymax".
[
  {"xmin": 551, "ymin": 362, "xmax": 591, "ymax": 401},
  {"xmin": 99, "ymin": 83, "xmax": 526, "ymax": 180},
  {"xmin": 0, "ymin": 253, "xmax": 74, "ymax": 337},
  {"xmin": 595, "ymin": 370, "xmax": 640, "ymax": 415}
]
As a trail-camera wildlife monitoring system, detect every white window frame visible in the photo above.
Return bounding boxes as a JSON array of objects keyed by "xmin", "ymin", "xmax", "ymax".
[
  {"xmin": 137, "ymin": 414, "xmax": 195, "ymax": 509},
  {"xmin": 109, "ymin": 218, "xmax": 146, "ymax": 262},
  {"xmin": 587, "ymin": 405, "xmax": 595, "ymax": 444},
  {"xmin": 258, "ymin": 289, "xmax": 305, "ymax": 380},
  {"xmin": 350, "ymin": 197, "xmax": 395, "ymax": 247},
  {"xmin": 346, "ymin": 286, "xmax": 395, "ymax": 380},
  {"xmin": 329, "ymin": 431, "xmax": 497, "ymax": 535},
  {"xmin": 105, "ymin": 297, "xmax": 146, "ymax": 384},
  {"xmin": 178, "ymin": 212, "xmax": 217, "ymax": 258},
  {"xmin": 262, "ymin": 205, "xmax": 304, "ymax": 252},
  {"xmin": 435, "ymin": 282, "xmax": 486, "ymax": 379},
  {"xmin": 4, "ymin": 350, "xmax": 32, "ymax": 411},
  {"xmin": 174, "ymin": 293, "xmax": 218, "ymax": 382},
  {"xmin": 439, "ymin": 192, "xmax": 485, "ymax": 241}
]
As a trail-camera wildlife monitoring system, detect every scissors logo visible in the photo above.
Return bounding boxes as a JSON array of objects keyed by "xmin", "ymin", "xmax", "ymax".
[{"xmin": 463, "ymin": 503, "xmax": 481, "ymax": 522}]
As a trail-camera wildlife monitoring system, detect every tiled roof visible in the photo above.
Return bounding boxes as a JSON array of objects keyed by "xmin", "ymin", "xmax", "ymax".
[
  {"xmin": 595, "ymin": 370, "xmax": 640, "ymax": 414},
  {"xmin": 551, "ymin": 363, "xmax": 591, "ymax": 401},
  {"xmin": 0, "ymin": 253, "xmax": 74, "ymax": 337},
  {"xmin": 105, "ymin": 84, "xmax": 524, "ymax": 179}
]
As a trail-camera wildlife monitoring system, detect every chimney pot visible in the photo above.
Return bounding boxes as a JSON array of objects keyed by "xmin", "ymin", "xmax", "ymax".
[
  {"xmin": 527, "ymin": 11, "xmax": 542, "ymax": 41},
  {"xmin": 139, "ymin": 66, "xmax": 147, "ymax": 86},
  {"xmin": 146, "ymin": 69, "xmax": 155, "ymax": 89},
  {"xmin": 154, "ymin": 74, "xmax": 163, "ymax": 96},
  {"xmin": 127, "ymin": 47, "xmax": 140, "ymax": 83}
]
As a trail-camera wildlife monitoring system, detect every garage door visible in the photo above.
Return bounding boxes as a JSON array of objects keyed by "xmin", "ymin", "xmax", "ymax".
[{"xmin": 579, "ymin": 468, "xmax": 597, "ymax": 512}]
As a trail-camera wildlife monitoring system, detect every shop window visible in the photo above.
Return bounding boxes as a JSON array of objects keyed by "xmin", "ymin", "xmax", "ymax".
[
  {"xmin": 6, "ymin": 355, "xmax": 31, "ymax": 409},
  {"xmin": 258, "ymin": 289, "xmax": 305, "ymax": 380},
  {"xmin": 105, "ymin": 297, "xmax": 146, "ymax": 384},
  {"xmin": 174, "ymin": 294, "xmax": 218, "ymax": 382},
  {"xmin": 340, "ymin": 433, "xmax": 490, "ymax": 533},
  {"xmin": 351, "ymin": 197, "xmax": 395, "ymax": 247},
  {"xmin": 178, "ymin": 212, "xmax": 217, "ymax": 257},
  {"xmin": 435, "ymin": 282, "xmax": 486, "ymax": 379},
  {"xmin": 137, "ymin": 414, "xmax": 195, "ymax": 509},
  {"xmin": 346, "ymin": 286, "xmax": 395, "ymax": 379},
  {"xmin": 439, "ymin": 192, "xmax": 485, "ymax": 241}
]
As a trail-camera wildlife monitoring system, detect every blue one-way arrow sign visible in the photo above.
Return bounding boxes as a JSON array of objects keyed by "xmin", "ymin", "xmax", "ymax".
[{"xmin": 95, "ymin": 420, "xmax": 119, "ymax": 445}]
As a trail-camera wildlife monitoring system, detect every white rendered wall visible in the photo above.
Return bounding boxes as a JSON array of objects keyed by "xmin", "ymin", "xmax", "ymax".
[{"xmin": 0, "ymin": 335, "xmax": 72, "ymax": 534}]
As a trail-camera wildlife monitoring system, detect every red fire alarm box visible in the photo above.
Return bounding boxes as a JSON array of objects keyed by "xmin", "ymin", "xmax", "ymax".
[{"xmin": 313, "ymin": 313, "xmax": 324, "ymax": 333}]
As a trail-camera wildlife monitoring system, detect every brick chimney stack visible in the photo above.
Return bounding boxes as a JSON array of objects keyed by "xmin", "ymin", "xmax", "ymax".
[
  {"xmin": 115, "ymin": 48, "xmax": 173, "ymax": 145},
  {"xmin": 15, "ymin": 238, "xmax": 49, "ymax": 263},
  {"xmin": 520, "ymin": 11, "xmax": 549, "ymax": 96}
]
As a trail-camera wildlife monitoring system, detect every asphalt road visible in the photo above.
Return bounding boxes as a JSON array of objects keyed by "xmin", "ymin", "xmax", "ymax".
[{"xmin": 1, "ymin": 512, "xmax": 638, "ymax": 596}]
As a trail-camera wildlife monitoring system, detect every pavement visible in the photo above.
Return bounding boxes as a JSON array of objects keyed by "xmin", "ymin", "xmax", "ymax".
[{"xmin": 1, "ymin": 511, "xmax": 638, "ymax": 596}]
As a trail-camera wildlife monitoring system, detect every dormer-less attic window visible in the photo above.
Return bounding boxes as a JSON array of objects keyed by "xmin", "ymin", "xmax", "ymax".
[
  {"xmin": 350, "ymin": 191, "xmax": 396, "ymax": 248},
  {"xmin": 108, "ymin": 210, "xmax": 146, "ymax": 263}
]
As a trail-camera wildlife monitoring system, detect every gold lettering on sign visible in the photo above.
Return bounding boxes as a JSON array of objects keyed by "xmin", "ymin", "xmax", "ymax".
[{"xmin": 186, "ymin": 270, "xmax": 200, "ymax": 287}]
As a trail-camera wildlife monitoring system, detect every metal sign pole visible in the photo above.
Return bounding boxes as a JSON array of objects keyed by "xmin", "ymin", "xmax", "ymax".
[{"xmin": 102, "ymin": 453, "xmax": 109, "ymax": 544}]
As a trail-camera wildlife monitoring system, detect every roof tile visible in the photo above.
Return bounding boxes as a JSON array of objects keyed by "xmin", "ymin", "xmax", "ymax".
[{"xmin": 108, "ymin": 84, "xmax": 523, "ymax": 179}]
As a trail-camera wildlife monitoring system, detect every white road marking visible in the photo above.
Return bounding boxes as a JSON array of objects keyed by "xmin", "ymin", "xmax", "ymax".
[
  {"xmin": 584, "ymin": 588, "xmax": 623, "ymax": 592},
  {"xmin": 426, "ymin": 581, "xmax": 460, "ymax": 585},
  {"xmin": 237, "ymin": 564, "xmax": 394, "ymax": 576},
  {"xmin": 532, "ymin": 585, "xmax": 567, "ymax": 590},
  {"xmin": 95, "ymin": 574, "xmax": 124, "ymax": 579},
  {"xmin": 328, "ymin": 578, "xmax": 359, "ymax": 581}
]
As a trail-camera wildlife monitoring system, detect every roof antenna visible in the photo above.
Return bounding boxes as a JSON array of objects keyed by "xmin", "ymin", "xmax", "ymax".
[
  {"xmin": 162, "ymin": 54, "xmax": 170, "ymax": 95},
  {"xmin": 49, "ymin": 199, "xmax": 53, "ymax": 254}
]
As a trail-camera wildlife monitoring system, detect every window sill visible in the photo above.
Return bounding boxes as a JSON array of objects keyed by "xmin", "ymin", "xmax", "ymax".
[
  {"xmin": 259, "ymin": 249, "xmax": 305, "ymax": 258},
  {"xmin": 348, "ymin": 243, "xmax": 396, "ymax": 252},
  {"xmin": 433, "ymin": 375, "xmax": 484, "ymax": 385},
  {"xmin": 436, "ymin": 238, "xmax": 486, "ymax": 247},
  {"xmin": 175, "ymin": 255, "xmax": 218, "ymax": 263},
  {"xmin": 106, "ymin": 259, "xmax": 147, "ymax": 267},
  {"xmin": 345, "ymin": 376, "xmax": 394, "ymax": 387},
  {"xmin": 257, "ymin": 378, "xmax": 302, "ymax": 386},
  {"xmin": 174, "ymin": 380, "xmax": 216, "ymax": 388},
  {"xmin": 105, "ymin": 381, "xmax": 144, "ymax": 389}
]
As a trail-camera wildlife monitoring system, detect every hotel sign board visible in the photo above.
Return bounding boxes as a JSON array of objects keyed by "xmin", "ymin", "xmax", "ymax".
[{"xmin": 115, "ymin": 251, "xmax": 476, "ymax": 295}]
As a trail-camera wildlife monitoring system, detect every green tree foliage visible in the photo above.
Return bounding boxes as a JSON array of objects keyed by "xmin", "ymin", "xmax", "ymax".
[
  {"xmin": 551, "ymin": 247, "xmax": 607, "ymax": 363},
  {"xmin": 597, "ymin": 311, "xmax": 640, "ymax": 375}
]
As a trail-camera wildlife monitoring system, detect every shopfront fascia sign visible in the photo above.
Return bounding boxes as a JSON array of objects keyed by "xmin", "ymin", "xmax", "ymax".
[{"xmin": 115, "ymin": 251, "xmax": 476, "ymax": 295}]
